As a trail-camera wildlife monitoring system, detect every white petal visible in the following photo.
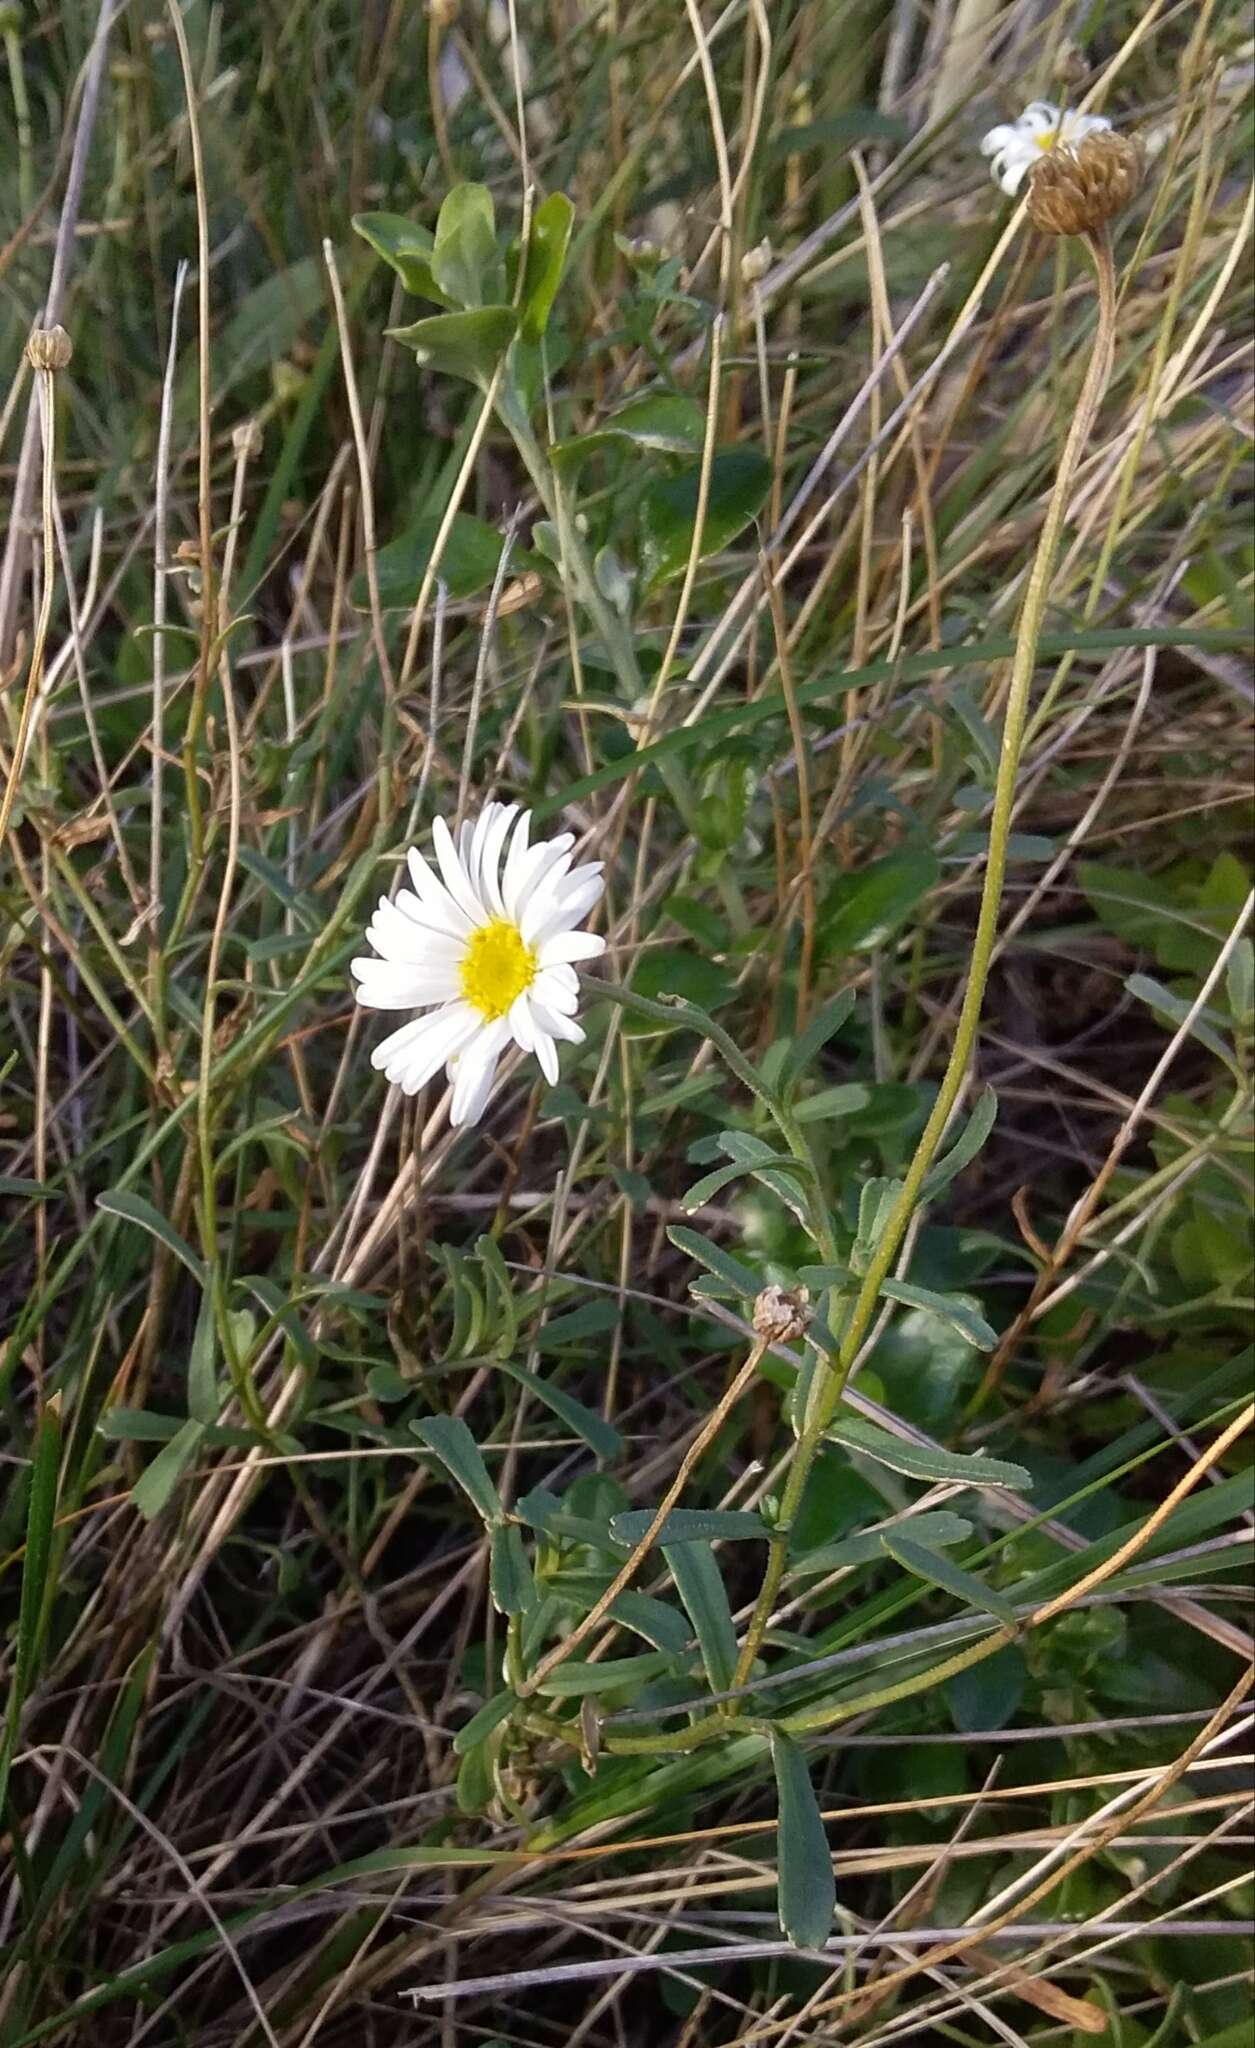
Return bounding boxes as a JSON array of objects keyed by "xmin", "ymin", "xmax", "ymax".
[
  {"xmin": 479, "ymin": 803, "xmax": 518, "ymax": 917},
  {"xmin": 540, "ymin": 928, "xmax": 606, "ymax": 966},
  {"xmin": 533, "ymin": 1029, "xmax": 560, "ymax": 1086},
  {"xmin": 366, "ymin": 894, "xmax": 465, "ymax": 960},
  {"xmin": 980, "ymin": 123, "xmax": 1018, "ymax": 157},
  {"xmin": 534, "ymin": 966, "xmax": 579, "ymax": 1013},
  {"xmin": 351, "ymin": 958, "xmax": 458, "ymax": 1010},
  {"xmin": 519, "ymin": 859, "xmax": 601, "ymax": 944},
  {"xmin": 507, "ymin": 836, "xmax": 575, "ymax": 926},
  {"xmin": 370, "ymin": 1002, "xmax": 479, "ymax": 1094},
  {"xmin": 432, "ymin": 814, "xmax": 489, "ymax": 927},
  {"xmin": 527, "ymin": 872, "xmax": 606, "ymax": 948},
  {"xmin": 509, "ymin": 990, "xmax": 537, "ymax": 1053},
  {"xmin": 449, "ymin": 1018, "xmax": 510, "ymax": 1127},
  {"xmin": 501, "ymin": 808, "xmax": 533, "ymax": 911},
  {"xmin": 530, "ymin": 1000, "xmax": 585, "ymax": 1045},
  {"xmin": 1021, "ymin": 101, "xmax": 1060, "ymax": 132},
  {"xmin": 405, "ymin": 845, "xmax": 476, "ymax": 937}
]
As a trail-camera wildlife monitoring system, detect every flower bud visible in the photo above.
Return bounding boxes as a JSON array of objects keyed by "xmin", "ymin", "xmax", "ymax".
[
  {"xmin": 26, "ymin": 325, "xmax": 72, "ymax": 373},
  {"xmin": 1026, "ymin": 130, "xmax": 1142, "ymax": 238},
  {"xmin": 752, "ymin": 1284, "xmax": 810, "ymax": 1344},
  {"xmin": 741, "ymin": 237, "xmax": 772, "ymax": 286}
]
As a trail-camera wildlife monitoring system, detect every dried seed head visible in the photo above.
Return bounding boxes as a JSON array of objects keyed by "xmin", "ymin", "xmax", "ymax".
[
  {"xmin": 752, "ymin": 1284, "xmax": 810, "ymax": 1345},
  {"xmin": 26, "ymin": 324, "xmax": 72, "ymax": 373},
  {"xmin": 232, "ymin": 417, "xmax": 264, "ymax": 458},
  {"xmin": 1026, "ymin": 130, "xmax": 1142, "ymax": 238}
]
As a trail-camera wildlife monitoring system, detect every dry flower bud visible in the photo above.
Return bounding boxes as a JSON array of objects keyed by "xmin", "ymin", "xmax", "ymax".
[
  {"xmin": 741, "ymin": 237, "xmax": 772, "ymax": 286},
  {"xmin": 752, "ymin": 1284, "xmax": 810, "ymax": 1345},
  {"xmin": 1026, "ymin": 131, "xmax": 1142, "ymax": 238},
  {"xmin": 232, "ymin": 417, "xmax": 264, "ymax": 458},
  {"xmin": 26, "ymin": 325, "xmax": 72, "ymax": 373}
]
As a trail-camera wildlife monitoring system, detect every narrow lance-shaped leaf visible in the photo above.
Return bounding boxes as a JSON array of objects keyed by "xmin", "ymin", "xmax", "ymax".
[
  {"xmin": 411, "ymin": 1415, "xmax": 502, "ymax": 1524},
  {"xmin": 0, "ymin": 1397, "xmax": 62, "ymax": 1814},
  {"xmin": 919, "ymin": 1088, "xmax": 998, "ymax": 1203},
  {"xmin": 132, "ymin": 1418, "xmax": 207, "ymax": 1522},
  {"xmin": 772, "ymin": 1732, "xmax": 836, "ymax": 1951},
  {"xmin": 827, "ymin": 1417, "xmax": 1033, "ymax": 1492},
  {"xmin": 96, "ymin": 1190, "xmax": 206, "ymax": 1285},
  {"xmin": 881, "ymin": 1531, "xmax": 1019, "ymax": 1629},
  {"xmin": 520, "ymin": 190, "xmax": 574, "ymax": 340},
  {"xmin": 665, "ymin": 1539, "xmax": 738, "ymax": 1693},
  {"xmin": 879, "ymin": 1280, "xmax": 997, "ymax": 1351}
]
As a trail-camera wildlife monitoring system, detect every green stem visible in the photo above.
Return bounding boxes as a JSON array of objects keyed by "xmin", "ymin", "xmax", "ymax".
[
  {"xmin": 609, "ymin": 229, "xmax": 1120, "ymax": 1741},
  {"xmin": 498, "ymin": 393, "xmax": 641, "ymax": 701}
]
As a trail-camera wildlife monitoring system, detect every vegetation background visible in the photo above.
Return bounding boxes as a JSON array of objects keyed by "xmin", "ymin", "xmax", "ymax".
[{"xmin": 0, "ymin": 0, "xmax": 1252, "ymax": 2042}]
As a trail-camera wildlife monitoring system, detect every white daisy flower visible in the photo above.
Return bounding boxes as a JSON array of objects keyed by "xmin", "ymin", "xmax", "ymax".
[
  {"xmin": 351, "ymin": 803, "xmax": 606, "ymax": 1126},
  {"xmin": 980, "ymin": 100, "xmax": 1112, "ymax": 197}
]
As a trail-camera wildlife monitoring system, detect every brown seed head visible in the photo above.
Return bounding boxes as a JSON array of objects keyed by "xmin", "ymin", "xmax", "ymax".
[
  {"xmin": 1026, "ymin": 131, "xmax": 1142, "ymax": 238},
  {"xmin": 752, "ymin": 1284, "xmax": 810, "ymax": 1345},
  {"xmin": 26, "ymin": 324, "xmax": 72, "ymax": 373}
]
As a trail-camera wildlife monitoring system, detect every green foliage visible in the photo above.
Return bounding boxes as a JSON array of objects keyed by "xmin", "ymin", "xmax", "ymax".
[{"xmin": 2, "ymin": 8, "xmax": 1250, "ymax": 2039}]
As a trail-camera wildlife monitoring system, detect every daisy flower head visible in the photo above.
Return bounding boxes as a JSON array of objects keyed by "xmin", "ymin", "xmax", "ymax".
[
  {"xmin": 980, "ymin": 100, "xmax": 1112, "ymax": 197},
  {"xmin": 351, "ymin": 804, "xmax": 606, "ymax": 1127}
]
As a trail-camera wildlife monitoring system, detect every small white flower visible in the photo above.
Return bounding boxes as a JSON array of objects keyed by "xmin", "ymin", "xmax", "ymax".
[
  {"xmin": 980, "ymin": 100, "xmax": 1112, "ymax": 197},
  {"xmin": 352, "ymin": 803, "xmax": 606, "ymax": 1126}
]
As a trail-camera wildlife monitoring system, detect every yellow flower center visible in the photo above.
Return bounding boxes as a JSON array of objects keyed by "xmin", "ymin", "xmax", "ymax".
[
  {"xmin": 1034, "ymin": 127, "xmax": 1060, "ymax": 151},
  {"xmin": 460, "ymin": 918, "xmax": 537, "ymax": 1020}
]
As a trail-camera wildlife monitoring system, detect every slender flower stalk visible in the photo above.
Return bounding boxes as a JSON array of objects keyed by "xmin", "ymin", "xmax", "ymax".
[{"xmin": 726, "ymin": 227, "xmax": 1124, "ymax": 1708}]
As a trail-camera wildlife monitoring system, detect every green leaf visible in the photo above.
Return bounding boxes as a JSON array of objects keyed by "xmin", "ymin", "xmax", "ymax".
[
  {"xmin": 0, "ymin": 1397, "xmax": 61, "ymax": 1815},
  {"xmin": 793, "ymin": 1082, "xmax": 871, "ymax": 1125},
  {"xmin": 667, "ymin": 1226, "xmax": 760, "ymax": 1299},
  {"xmin": 610, "ymin": 1507, "xmax": 768, "ymax": 1547},
  {"xmin": 786, "ymin": 1510, "xmax": 974, "ymax": 1578},
  {"xmin": 351, "ymin": 212, "xmax": 454, "ymax": 305},
  {"xmin": 879, "ymin": 1280, "xmax": 996, "ymax": 1351},
  {"xmin": 489, "ymin": 1523, "xmax": 537, "ymax": 1615},
  {"xmin": 536, "ymin": 1651, "xmax": 670, "ymax": 1697},
  {"xmin": 780, "ymin": 988, "xmax": 858, "ymax": 1098},
  {"xmin": 821, "ymin": 849, "xmax": 940, "ymax": 955},
  {"xmin": 387, "ymin": 306, "xmax": 517, "ymax": 385},
  {"xmin": 411, "ymin": 1415, "xmax": 502, "ymax": 1524},
  {"xmin": 187, "ymin": 1293, "xmax": 219, "ymax": 1425},
  {"xmin": 881, "ymin": 1532, "xmax": 1018, "ymax": 1628},
  {"xmin": 453, "ymin": 1690, "xmax": 517, "ymax": 1756},
  {"xmin": 475, "ymin": 1233, "xmax": 519, "ymax": 1354},
  {"xmin": 96, "ymin": 1190, "xmax": 206, "ymax": 1285},
  {"xmin": 132, "ymin": 1418, "xmax": 206, "ymax": 1522},
  {"xmin": 827, "ymin": 1417, "xmax": 1032, "ymax": 1491},
  {"xmin": 771, "ymin": 1732, "xmax": 835, "ymax": 1951},
  {"xmin": 96, "ymin": 1409, "xmax": 183, "ymax": 1442},
  {"xmin": 920, "ymin": 1088, "xmax": 998, "ymax": 1203},
  {"xmin": 514, "ymin": 1487, "xmax": 620, "ymax": 1550},
  {"xmin": 456, "ymin": 1734, "xmax": 496, "ymax": 1814},
  {"xmin": 945, "ymin": 1644, "xmax": 1026, "ymax": 1732},
  {"xmin": 431, "ymin": 184, "xmax": 502, "ymax": 308},
  {"xmin": 552, "ymin": 391, "xmax": 707, "ymax": 473},
  {"xmin": 632, "ymin": 946, "xmax": 732, "ymax": 1012},
  {"xmin": 520, "ymin": 190, "xmax": 574, "ymax": 340},
  {"xmin": 492, "ymin": 1359, "xmax": 621, "ymax": 1461},
  {"xmin": 549, "ymin": 1576, "xmax": 692, "ymax": 1656},
  {"xmin": 1126, "ymin": 972, "xmax": 1240, "ymax": 1078},
  {"xmin": 665, "ymin": 1539, "xmax": 737, "ymax": 1692},
  {"xmin": 639, "ymin": 448, "xmax": 772, "ymax": 590},
  {"xmin": 350, "ymin": 512, "xmax": 517, "ymax": 611}
]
